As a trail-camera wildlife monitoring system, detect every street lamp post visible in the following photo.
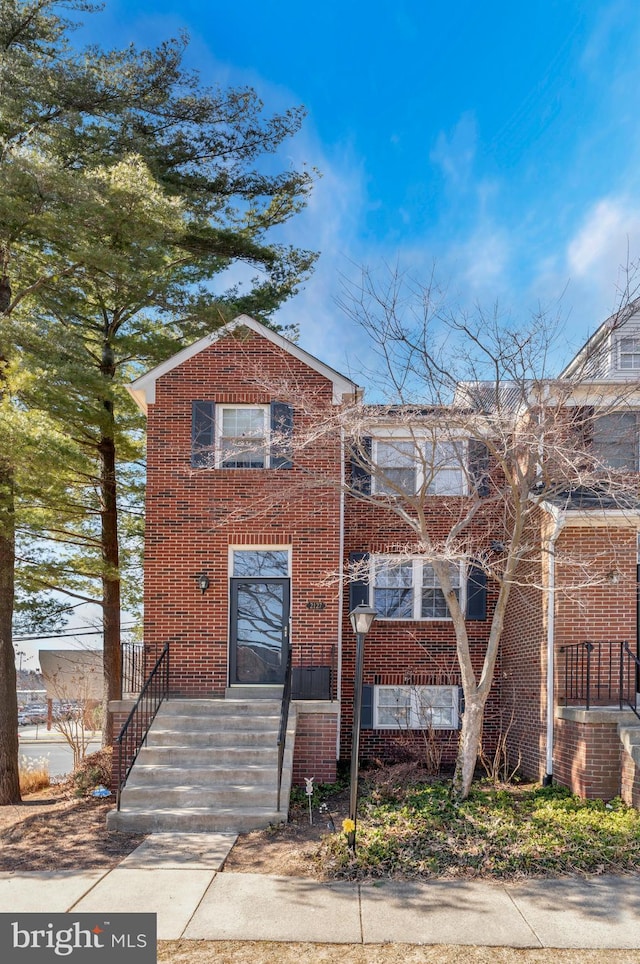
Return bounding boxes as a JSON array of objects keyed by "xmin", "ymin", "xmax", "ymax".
[{"xmin": 348, "ymin": 603, "xmax": 377, "ymax": 852}]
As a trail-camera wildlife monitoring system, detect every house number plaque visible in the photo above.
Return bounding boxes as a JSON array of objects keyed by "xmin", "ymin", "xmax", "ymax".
[{"xmin": 306, "ymin": 600, "xmax": 326, "ymax": 611}]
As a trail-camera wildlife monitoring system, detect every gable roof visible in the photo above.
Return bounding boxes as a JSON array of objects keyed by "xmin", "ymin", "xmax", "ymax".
[
  {"xmin": 128, "ymin": 314, "xmax": 361, "ymax": 412},
  {"xmin": 560, "ymin": 297, "xmax": 640, "ymax": 379}
]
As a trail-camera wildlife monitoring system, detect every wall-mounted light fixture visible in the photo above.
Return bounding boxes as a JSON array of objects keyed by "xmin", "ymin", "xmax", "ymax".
[
  {"xmin": 195, "ymin": 572, "xmax": 210, "ymax": 594},
  {"xmin": 606, "ymin": 570, "xmax": 621, "ymax": 585}
]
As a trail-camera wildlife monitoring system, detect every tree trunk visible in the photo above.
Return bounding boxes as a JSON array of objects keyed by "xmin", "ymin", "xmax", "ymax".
[
  {"xmin": 99, "ymin": 426, "xmax": 121, "ymax": 748},
  {"xmin": 451, "ymin": 691, "xmax": 486, "ymax": 801},
  {"xmin": 0, "ymin": 455, "xmax": 21, "ymax": 804}
]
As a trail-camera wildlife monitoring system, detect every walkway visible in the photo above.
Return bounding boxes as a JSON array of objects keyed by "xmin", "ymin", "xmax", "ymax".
[{"xmin": 1, "ymin": 834, "xmax": 639, "ymax": 948}]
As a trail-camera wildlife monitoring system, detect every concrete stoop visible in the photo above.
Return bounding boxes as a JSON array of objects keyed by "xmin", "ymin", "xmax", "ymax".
[{"xmin": 107, "ymin": 698, "xmax": 295, "ymax": 833}]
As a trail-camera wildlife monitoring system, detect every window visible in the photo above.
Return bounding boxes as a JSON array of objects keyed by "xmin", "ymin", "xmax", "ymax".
[
  {"xmin": 371, "ymin": 436, "xmax": 466, "ymax": 496},
  {"xmin": 618, "ymin": 337, "xmax": 640, "ymax": 371},
  {"xmin": 232, "ymin": 548, "xmax": 290, "ymax": 577},
  {"xmin": 218, "ymin": 406, "xmax": 268, "ymax": 468},
  {"xmin": 425, "ymin": 441, "xmax": 466, "ymax": 495},
  {"xmin": 373, "ymin": 440, "xmax": 416, "ymax": 494},
  {"xmin": 191, "ymin": 400, "xmax": 294, "ymax": 470},
  {"xmin": 374, "ymin": 685, "xmax": 459, "ymax": 729},
  {"xmin": 372, "ymin": 555, "xmax": 462, "ymax": 620},
  {"xmin": 592, "ymin": 412, "xmax": 638, "ymax": 471}
]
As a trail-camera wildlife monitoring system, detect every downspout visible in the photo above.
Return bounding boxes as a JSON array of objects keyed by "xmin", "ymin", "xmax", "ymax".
[
  {"xmin": 544, "ymin": 504, "xmax": 565, "ymax": 786},
  {"xmin": 335, "ymin": 425, "xmax": 346, "ymax": 760}
]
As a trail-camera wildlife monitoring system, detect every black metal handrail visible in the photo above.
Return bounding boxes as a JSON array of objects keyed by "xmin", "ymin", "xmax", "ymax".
[
  {"xmin": 560, "ymin": 640, "xmax": 639, "ymax": 720},
  {"xmin": 115, "ymin": 643, "xmax": 169, "ymax": 809},
  {"xmin": 276, "ymin": 645, "xmax": 293, "ymax": 813},
  {"xmin": 621, "ymin": 643, "xmax": 640, "ymax": 720}
]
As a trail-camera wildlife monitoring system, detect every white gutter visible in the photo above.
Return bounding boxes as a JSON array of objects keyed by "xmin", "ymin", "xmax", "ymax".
[
  {"xmin": 335, "ymin": 426, "xmax": 346, "ymax": 760},
  {"xmin": 543, "ymin": 502, "xmax": 566, "ymax": 785}
]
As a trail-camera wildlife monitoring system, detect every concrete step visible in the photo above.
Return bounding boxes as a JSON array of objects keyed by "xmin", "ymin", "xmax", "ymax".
[
  {"xmin": 126, "ymin": 764, "xmax": 278, "ymax": 787},
  {"xmin": 619, "ymin": 723, "xmax": 640, "ymax": 764},
  {"xmin": 107, "ymin": 806, "xmax": 285, "ymax": 834},
  {"xmin": 163, "ymin": 698, "xmax": 281, "ymax": 715},
  {"xmin": 150, "ymin": 712, "xmax": 280, "ymax": 732},
  {"xmin": 138, "ymin": 745, "xmax": 278, "ymax": 767},
  {"xmin": 120, "ymin": 784, "xmax": 278, "ymax": 809},
  {"xmin": 115, "ymin": 697, "xmax": 295, "ymax": 834},
  {"xmin": 147, "ymin": 728, "xmax": 277, "ymax": 748},
  {"xmin": 225, "ymin": 687, "xmax": 283, "ymax": 700}
]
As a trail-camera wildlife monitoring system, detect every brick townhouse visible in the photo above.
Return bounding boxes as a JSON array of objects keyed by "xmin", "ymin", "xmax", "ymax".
[{"xmin": 108, "ymin": 307, "xmax": 640, "ymax": 832}]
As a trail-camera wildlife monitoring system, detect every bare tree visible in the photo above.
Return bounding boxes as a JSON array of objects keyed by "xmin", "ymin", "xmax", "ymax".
[
  {"xmin": 198, "ymin": 269, "xmax": 640, "ymax": 801},
  {"xmin": 40, "ymin": 650, "xmax": 102, "ymax": 770},
  {"xmin": 336, "ymin": 266, "xmax": 640, "ymax": 800}
]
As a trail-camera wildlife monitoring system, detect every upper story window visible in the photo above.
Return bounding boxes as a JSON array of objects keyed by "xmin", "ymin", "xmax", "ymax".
[
  {"xmin": 374, "ymin": 440, "xmax": 416, "ymax": 495},
  {"xmin": 426, "ymin": 441, "xmax": 466, "ymax": 495},
  {"xmin": 592, "ymin": 412, "xmax": 638, "ymax": 471},
  {"xmin": 372, "ymin": 555, "xmax": 462, "ymax": 620},
  {"xmin": 191, "ymin": 400, "xmax": 293, "ymax": 470},
  {"xmin": 618, "ymin": 336, "xmax": 640, "ymax": 371},
  {"xmin": 370, "ymin": 437, "xmax": 467, "ymax": 496},
  {"xmin": 219, "ymin": 406, "xmax": 268, "ymax": 468}
]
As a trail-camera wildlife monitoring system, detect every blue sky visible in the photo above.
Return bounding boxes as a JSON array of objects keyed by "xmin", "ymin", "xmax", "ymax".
[
  {"xmin": 20, "ymin": 0, "xmax": 640, "ymax": 664},
  {"xmin": 68, "ymin": 0, "xmax": 640, "ymax": 378}
]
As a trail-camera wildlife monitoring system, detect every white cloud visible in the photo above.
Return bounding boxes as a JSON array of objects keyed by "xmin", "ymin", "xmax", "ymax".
[
  {"xmin": 567, "ymin": 198, "xmax": 640, "ymax": 279},
  {"xmin": 430, "ymin": 112, "xmax": 478, "ymax": 192}
]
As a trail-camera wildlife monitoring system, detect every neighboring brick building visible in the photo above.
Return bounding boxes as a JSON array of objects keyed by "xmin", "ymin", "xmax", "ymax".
[{"xmin": 115, "ymin": 306, "xmax": 640, "ymax": 825}]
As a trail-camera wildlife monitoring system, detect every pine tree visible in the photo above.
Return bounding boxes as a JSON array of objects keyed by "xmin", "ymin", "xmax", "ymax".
[{"xmin": 0, "ymin": 0, "xmax": 316, "ymax": 799}]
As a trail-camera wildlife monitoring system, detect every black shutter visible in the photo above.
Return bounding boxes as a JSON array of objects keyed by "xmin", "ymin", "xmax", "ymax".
[
  {"xmin": 270, "ymin": 401, "xmax": 294, "ymax": 469},
  {"xmin": 351, "ymin": 436, "xmax": 372, "ymax": 494},
  {"xmin": 466, "ymin": 564, "xmax": 487, "ymax": 620},
  {"xmin": 349, "ymin": 551, "xmax": 370, "ymax": 612},
  {"xmin": 191, "ymin": 401, "xmax": 215, "ymax": 468},
  {"xmin": 361, "ymin": 684, "xmax": 374, "ymax": 729},
  {"xmin": 468, "ymin": 440, "xmax": 490, "ymax": 497}
]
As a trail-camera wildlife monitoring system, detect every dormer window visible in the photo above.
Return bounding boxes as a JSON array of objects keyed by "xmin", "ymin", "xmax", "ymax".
[{"xmin": 618, "ymin": 336, "xmax": 640, "ymax": 371}]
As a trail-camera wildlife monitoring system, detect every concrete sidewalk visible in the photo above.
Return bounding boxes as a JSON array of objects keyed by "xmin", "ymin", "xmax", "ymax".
[{"xmin": 1, "ymin": 833, "xmax": 639, "ymax": 948}]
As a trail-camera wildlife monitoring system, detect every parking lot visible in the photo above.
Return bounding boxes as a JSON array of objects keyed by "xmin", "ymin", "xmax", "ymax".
[{"xmin": 18, "ymin": 724, "xmax": 101, "ymax": 779}]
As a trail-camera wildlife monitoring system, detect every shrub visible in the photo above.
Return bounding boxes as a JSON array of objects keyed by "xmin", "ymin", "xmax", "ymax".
[{"xmin": 72, "ymin": 748, "xmax": 112, "ymax": 797}]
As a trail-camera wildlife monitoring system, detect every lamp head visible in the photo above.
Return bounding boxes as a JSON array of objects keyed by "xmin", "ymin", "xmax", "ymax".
[
  {"xmin": 196, "ymin": 572, "xmax": 210, "ymax": 594},
  {"xmin": 349, "ymin": 604, "xmax": 377, "ymax": 636}
]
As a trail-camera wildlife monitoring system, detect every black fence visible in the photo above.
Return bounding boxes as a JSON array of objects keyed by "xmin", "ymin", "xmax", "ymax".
[
  {"xmin": 560, "ymin": 640, "xmax": 640, "ymax": 719},
  {"xmin": 119, "ymin": 641, "xmax": 336, "ymax": 701},
  {"xmin": 120, "ymin": 642, "xmax": 145, "ymax": 696}
]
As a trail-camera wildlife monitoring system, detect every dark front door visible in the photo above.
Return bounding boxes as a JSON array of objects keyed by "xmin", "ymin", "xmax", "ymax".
[{"xmin": 230, "ymin": 578, "xmax": 290, "ymax": 684}]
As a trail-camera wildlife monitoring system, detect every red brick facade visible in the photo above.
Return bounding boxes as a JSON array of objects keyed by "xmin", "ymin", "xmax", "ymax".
[
  {"xmin": 143, "ymin": 325, "xmax": 345, "ymax": 697},
  {"xmin": 126, "ymin": 316, "xmax": 640, "ymax": 800}
]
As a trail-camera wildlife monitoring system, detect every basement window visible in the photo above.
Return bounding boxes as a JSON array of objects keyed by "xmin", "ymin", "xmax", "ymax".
[{"xmin": 374, "ymin": 685, "xmax": 459, "ymax": 729}]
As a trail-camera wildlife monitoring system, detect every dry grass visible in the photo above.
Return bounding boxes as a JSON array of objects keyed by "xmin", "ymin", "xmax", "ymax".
[{"xmin": 19, "ymin": 755, "xmax": 50, "ymax": 794}]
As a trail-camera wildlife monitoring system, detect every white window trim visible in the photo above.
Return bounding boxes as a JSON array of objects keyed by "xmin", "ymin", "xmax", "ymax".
[
  {"xmin": 216, "ymin": 403, "xmax": 270, "ymax": 469},
  {"xmin": 617, "ymin": 336, "xmax": 640, "ymax": 371},
  {"xmin": 371, "ymin": 554, "xmax": 465, "ymax": 621},
  {"xmin": 370, "ymin": 434, "xmax": 467, "ymax": 496},
  {"xmin": 373, "ymin": 684, "xmax": 459, "ymax": 730}
]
